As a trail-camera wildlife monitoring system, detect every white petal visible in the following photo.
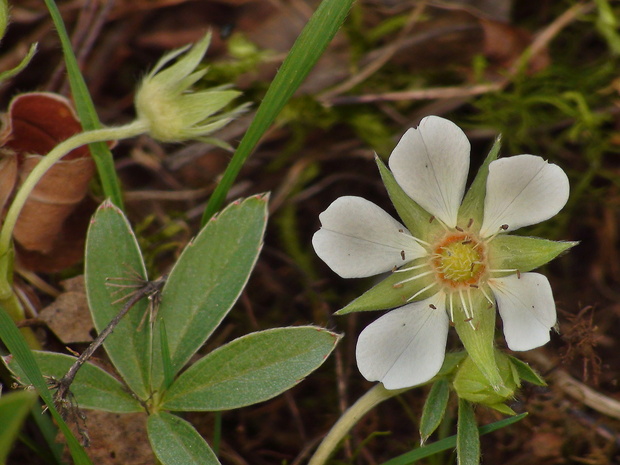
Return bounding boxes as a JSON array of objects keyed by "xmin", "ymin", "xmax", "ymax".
[
  {"xmin": 388, "ymin": 116, "xmax": 470, "ymax": 227},
  {"xmin": 489, "ymin": 273, "xmax": 557, "ymax": 351},
  {"xmin": 356, "ymin": 293, "xmax": 449, "ymax": 389},
  {"xmin": 480, "ymin": 155, "xmax": 569, "ymax": 237},
  {"xmin": 312, "ymin": 196, "xmax": 427, "ymax": 278}
]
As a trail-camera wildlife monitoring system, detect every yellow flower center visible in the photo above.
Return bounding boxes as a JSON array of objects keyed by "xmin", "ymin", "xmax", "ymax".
[{"xmin": 432, "ymin": 232, "xmax": 486, "ymax": 289}]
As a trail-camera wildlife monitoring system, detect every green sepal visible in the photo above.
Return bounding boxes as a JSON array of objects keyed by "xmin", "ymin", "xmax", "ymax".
[
  {"xmin": 457, "ymin": 136, "xmax": 501, "ymax": 231},
  {"xmin": 509, "ymin": 356, "xmax": 547, "ymax": 386},
  {"xmin": 457, "ymin": 399, "xmax": 480, "ymax": 465},
  {"xmin": 488, "ymin": 402, "xmax": 517, "ymax": 415},
  {"xmin": 376, "ymin": 156, "xmax": 444, "ymax": 242},
  {"xmin": 453, "ymin": 352, "xmax": 519, "ymax": 409},
  {"xmin": 335, "ymin": 260, "xmax": 435, "ymax": 315},
  {"xmin": 420, "ymin": 378, "xmax": 450, "ymax": 444},
  {"xmin": 488, "ymin": 235, "xmax": 577, "ymax": 274},
  {"xmin": 437, "ymin": 351, "xmax": 467, "ymax": 377},
  {"xmin": 452, "ymin": 290, "xmax": 505, "ymax": 393}
]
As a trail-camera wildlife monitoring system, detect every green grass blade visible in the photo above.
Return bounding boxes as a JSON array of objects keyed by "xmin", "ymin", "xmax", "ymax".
[
  {"xmin": 42, "ymin": 0, "xmax": 124, "ymax": 209},
  {"xmin": 0, "ymin": 306, "xmax": 93, "ymax": 465},
  {"xmin": 380, "ymin": 413, "xmax": 527, "ymax": 465},
  {"xmin": 201, "ymin": 0, "xmax": 354, "ymax": 224}
]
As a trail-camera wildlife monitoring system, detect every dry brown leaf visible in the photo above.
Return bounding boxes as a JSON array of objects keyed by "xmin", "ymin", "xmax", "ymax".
[
  {"xmin": 0, "ymin": 92, "xmax": 97, "ymax": 271},
  {"xmin": 0, "ymin": 149, "xmax": 17, "ymax": 214},
  {"xmin": 39, "ymin": 276, "xmax": 93, "ymax": 344}
]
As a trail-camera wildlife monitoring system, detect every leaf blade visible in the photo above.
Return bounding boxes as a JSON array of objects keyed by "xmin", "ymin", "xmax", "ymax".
[
  {"xmin": 147, "ymin": 412, "xmax": 220, "ymax": 465},
  {"xmin": 161, "ymin": 326, "xmax": 340, "ymax": 411}
]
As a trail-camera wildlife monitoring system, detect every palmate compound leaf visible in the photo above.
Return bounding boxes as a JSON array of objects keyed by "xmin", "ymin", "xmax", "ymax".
[
  {"xmin": 150, "ymin": 194, "xmax": 269, "ymax": 391},
  {"xmin": 160, "ymin": 326, "xmax": 340, "ymax": 411},
  {"xmin": 3, "ymin": 352, "xmax": 142, "ymax": 413},
  {"xmin": 85, "ymin": 200, "xmax": 152, "ymax": 399},
  {"xmin": 147, "ymin": 412, "xmax": 220, "ymax": 465}
]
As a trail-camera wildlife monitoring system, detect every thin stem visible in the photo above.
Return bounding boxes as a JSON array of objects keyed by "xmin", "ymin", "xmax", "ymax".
[
  {"xmin": 308, "ymin": 384, "xmax": 409, "ymax": 465},
  {"xmin": 0, "ymin": 121, "xmax": 146, "ymax": 254}
]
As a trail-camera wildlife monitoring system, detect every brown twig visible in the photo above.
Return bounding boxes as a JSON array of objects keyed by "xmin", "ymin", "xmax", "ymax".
[{"xmin": 53, "ymin": 275, "xmax": 167, "ymax": 422}]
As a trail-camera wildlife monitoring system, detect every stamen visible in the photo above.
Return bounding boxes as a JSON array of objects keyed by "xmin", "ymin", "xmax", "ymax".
[
  {"xmin": 489, "ymin": 268, "xmax": 518, "ymax": 274},
  {"xmin": 479, "ymin": 286, "xmax": 494, "ymax": 306},
  {"xmin": 394, "ymin": 270, "xmax": 434, "ymax": 286},
  {"xmin": 458, "ymin": 289, "xmax": 470, "ymax": 320},
  {"xmin": 467, "ymin": 218, "xmax": 474, "ymax": 229},
  {"xmin": 406, "ymin": 282, "xmax": 438, "ymax": 302},
  {"xmin": 393, "ymin": 262, "xmax": 429, "ymax": 273},
  {"xmin": 467, "ymin": 287, "xmax": 474, "ymax": 321},
  {"xmin": 484, "ymin": 223, "xmax": 510, "ymax": 242},
  {"xmin": 405, "ymin": 235, "xmax": 431, "ymax": 247}
]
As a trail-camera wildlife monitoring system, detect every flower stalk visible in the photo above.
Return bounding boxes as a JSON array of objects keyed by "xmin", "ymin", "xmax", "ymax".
[{"xmin": 308, "ymin": 384, "xmax": 409, "ymax": 465}]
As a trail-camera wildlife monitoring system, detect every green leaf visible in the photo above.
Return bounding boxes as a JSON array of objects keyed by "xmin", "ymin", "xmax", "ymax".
[
  {"xmin": 0, "ymin": 306, "xmax": 93, "ymax": 464},
  {"xmin": 457, "ymin": 399, "xmax": 480, "ymax": 465},
  {"xmin": 43, "ymin": 0, "xmax": 124, "ymax": 208},
  {"xmin": 376, "ymin": 157, "xmax": 443, "ymax": 241},
  {"xmin": 509, "ymin": 356, "xmax": 547, "ymax": 386},
  {"xmin": 161, "ymin": 326, "xmax": 340, "ymax": 411},
  {"xmin": 380, "ymin": 413, "xmax": 527, "ymax": 465},
  {"xmin": 336, "ymin": 262, "xmax": 436, "ymax": 315},
  {"xmin": 202, "ymin": 0, "xmax": 355, "ymax": 223},
  {"xmin": 4, "ymin": 351, "xmax": 142, "ymax": 413},
  {"xmin": 419, "ymin": 378, "xmax": 450, "ymax": 444},
  {"xmin": 85, "ymin": 200, "xmax": 152, "ymax": 399},
  {"xmin": 147, "ymin": 412, "xmax": 220, "ymax": 465},
  {"xmin": 151, "ymin": 195, "xmax": 268, "ymax": 390},
  {"xmin": 458, "ymin": 136, "xmax": 502, "ymax": 231},
  {"xmin": 488, "ymin": 235, "xmax": 577, "ymax": 273},
  {"xmin": 0, "ymin": 390, "xmax": 37, "ymax": 464}
]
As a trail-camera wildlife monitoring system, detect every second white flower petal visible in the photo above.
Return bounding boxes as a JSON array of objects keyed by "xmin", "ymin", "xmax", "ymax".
[
  {"xmin": 489, "ymin": 273, "xmax": 557, "ymax": 351},
  {"xmin": 356, "ymin": 293, "xmax": 449, "ymax": 389},
  {"xmin": 389, "ymin": 116, "xmax": 470, "ymax": 227},
  {"xmin": 480, "ymin": 155, "xmax": 569, "ymax": 237},
  {"xmin": 312, "ymin": 196, "xmax": 427, "ymax": 278}
]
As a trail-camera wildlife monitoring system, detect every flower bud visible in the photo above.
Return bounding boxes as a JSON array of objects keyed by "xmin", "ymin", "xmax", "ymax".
[
  {"xmin": 452, "ymin": 351, "xmax": 519, "ymax": 414},
  {"xmin": 135, "ymin": 32, "xmax": 248, "ymax": 144}
]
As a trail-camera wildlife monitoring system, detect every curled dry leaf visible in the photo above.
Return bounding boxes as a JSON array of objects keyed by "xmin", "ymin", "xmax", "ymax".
[{"xmin": 0, "ymin": 92, "xmax": 97, "ymax": 272}]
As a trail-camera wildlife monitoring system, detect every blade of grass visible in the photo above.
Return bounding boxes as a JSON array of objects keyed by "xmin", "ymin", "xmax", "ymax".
[
  {"xmin": 200, "ymin": 0, "xmax": 354, "ymax": 224},
  {"xmin": 42, "ymin": 0, "xmax": 124, "ymax": 209},
  {"xmin": 0, "ymin": 306, "xmax": 93, "ymax": 465},
  {"xmin": 380, "ymin": 413, "xmax": 527, "ymax": 465}
]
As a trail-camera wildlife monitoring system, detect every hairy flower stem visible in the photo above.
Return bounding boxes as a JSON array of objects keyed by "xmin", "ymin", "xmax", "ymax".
[
  {"xmin": 0, "ymin": 120, "xmax": 148, "ymax": 323},
  {"xmin": 308, "ymin": 384, "xmax": 410, "ymax": 465}
]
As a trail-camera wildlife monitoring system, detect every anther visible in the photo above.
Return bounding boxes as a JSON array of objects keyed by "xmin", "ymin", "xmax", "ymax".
[
  {"xmin": 467, "ymin": 218, "xmax": 474, "ymax": 228},
  {"xmin": 400, "ymin": 250, "xmax": 406, "ymax": 260},
  {"xmin": 500, "ymin": 224, "xmax": 509, "ymax": 230},
  {"xmin": 517, "ymin": 270, "xmax": 521, "ymax": 279},
  {"xmin": 429, "ymin": 304, "xmax": 437, "ymax": 309},
  {"xmin": 455, "ymin": 226, "xmax": 464, "ymax": 232},
  {"xmin": 429, "ymin": 216, "xmax": 435, "ymax": 223}
]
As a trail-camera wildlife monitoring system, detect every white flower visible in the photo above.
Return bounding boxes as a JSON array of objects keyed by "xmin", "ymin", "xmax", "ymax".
[{"xmin": 313, "ymin": 116, "xmax": 572, "ymax": 390}]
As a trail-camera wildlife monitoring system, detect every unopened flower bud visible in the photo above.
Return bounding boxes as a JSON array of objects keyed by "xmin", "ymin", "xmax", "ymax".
[
  {"xmin": 135, "ymin": 32, "xmax": 248, "ymax": 145},
  {"xmin": 453, "ymin": 351, "xmax": 519, "ymax": 414}
]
